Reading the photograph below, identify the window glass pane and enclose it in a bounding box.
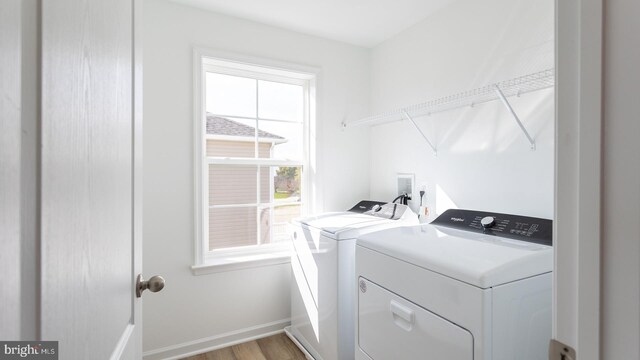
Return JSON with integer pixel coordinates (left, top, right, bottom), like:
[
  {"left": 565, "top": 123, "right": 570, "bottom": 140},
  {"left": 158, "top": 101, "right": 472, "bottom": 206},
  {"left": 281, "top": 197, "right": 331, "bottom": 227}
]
[
  {"left": 209, "top": 165, "right": 257, "bottom": 205},
  {"left": 206, "top": 72, "right": 256, "bottom": 118},
  {"left": 259, "top": 166, "right": 302, "bottom": 244},
  {"left": 258, "top": 80, "right": 303, "bottom": 122},
  {"left": 272, "top": 204, "right": 302, "bottom": 243},
  {"left": 203, "top": 65, "right": 309, "bottom": 254},
  {"left": 259, "top": 165, "right": 302, "bottom": 205},
  {"left": 206, "top": 116, "right": 258, "bottom": 158},
  {"left": 258, "top": 120, "right": 303, "bottom": 160},
  {"left": 272, "top": 166, "right": 302, "bottom": 204},
  {"left": 209, "top": 207, "right": 256, "bottom": 250}
]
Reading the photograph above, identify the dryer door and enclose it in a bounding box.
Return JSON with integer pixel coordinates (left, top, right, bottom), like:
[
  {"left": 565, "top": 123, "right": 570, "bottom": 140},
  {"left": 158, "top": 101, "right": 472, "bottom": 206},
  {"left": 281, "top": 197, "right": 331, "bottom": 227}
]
[{"left": 358, "top": 278, "right": 473, "bottom": 360}]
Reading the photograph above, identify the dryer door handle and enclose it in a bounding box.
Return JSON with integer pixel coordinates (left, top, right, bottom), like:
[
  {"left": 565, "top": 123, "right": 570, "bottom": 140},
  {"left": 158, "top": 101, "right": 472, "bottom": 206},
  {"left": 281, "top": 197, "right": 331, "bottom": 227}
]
[{"left": 390, "top": 300, "right": 414, "bottom": 331}]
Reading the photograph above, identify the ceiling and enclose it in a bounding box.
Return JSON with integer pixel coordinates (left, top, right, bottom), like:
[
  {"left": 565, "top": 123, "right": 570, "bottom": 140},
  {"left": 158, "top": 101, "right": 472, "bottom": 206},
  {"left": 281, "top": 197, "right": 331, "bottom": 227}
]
[{"left": 169, "top": 0, "right": 456, "bottom": 48}]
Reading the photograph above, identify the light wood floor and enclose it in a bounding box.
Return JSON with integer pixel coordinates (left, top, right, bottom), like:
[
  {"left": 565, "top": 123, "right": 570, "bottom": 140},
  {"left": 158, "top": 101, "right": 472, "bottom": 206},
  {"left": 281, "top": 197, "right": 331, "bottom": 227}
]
[{"left": 181, "top": 333, "right": 307, "bottom": 360}]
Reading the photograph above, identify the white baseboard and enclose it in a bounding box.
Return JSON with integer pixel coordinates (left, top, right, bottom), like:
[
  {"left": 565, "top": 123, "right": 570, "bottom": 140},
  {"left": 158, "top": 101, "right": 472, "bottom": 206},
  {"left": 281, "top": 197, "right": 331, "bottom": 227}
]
[{"left": 143, "top": 318, "right": 291, "bottom": 360}]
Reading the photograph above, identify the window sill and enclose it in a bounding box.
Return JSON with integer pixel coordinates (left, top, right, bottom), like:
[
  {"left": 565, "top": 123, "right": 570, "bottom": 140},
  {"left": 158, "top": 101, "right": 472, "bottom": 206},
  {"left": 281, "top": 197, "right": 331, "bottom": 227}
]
[{"left": 191, "top": 249, "right": 292, "bottom": 275}]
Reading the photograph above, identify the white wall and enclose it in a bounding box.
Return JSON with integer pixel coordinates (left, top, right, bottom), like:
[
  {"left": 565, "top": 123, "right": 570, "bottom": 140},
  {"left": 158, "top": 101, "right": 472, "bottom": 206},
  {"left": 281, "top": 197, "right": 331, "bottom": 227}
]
[
  {"left": 601, "top": 0, "right": 640, "bottom": 358},
  {"left": 142, "top": 0, "right": 371, "bottom": 356},
  {"left": 366, "top": 0, "right": 554, "bottom": 219}
]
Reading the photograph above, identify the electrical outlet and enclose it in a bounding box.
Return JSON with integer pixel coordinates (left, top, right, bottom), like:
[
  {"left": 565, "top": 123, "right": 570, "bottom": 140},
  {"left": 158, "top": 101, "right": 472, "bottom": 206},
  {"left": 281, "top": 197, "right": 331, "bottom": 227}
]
[{"left": 549, "top": 339, "right": 576, "bottom": 360}]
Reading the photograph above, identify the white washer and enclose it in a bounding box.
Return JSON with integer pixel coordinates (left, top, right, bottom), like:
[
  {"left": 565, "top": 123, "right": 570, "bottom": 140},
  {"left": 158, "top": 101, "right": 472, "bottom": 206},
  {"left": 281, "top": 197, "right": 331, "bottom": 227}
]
[
  {"left": 355, "top": 209, "right": 553, "bottom": 360},
  {"left": 287, "top": 201, "right": 418, "bottom": 360}
]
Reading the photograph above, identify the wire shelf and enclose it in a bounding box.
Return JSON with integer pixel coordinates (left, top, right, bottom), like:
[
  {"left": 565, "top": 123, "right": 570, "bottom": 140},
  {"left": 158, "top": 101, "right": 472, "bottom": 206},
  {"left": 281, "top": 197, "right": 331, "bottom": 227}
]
[{"left": 345, "top": 68, "right": 554, "bottom": 127}]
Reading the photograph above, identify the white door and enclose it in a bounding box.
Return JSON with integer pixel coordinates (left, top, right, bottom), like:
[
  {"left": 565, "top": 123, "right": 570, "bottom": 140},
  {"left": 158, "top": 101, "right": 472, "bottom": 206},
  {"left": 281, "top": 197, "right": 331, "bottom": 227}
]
[{"left": 39, "top": 0, "right": 147, "bottom": 359}]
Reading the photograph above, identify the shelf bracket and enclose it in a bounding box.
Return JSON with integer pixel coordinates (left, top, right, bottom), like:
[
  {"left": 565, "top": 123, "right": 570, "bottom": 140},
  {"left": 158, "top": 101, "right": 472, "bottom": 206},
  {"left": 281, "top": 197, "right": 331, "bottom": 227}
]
[
  {"left": 494, "top": 85, "right": 536, "bottom": 150},
  {"left": 402, "top": 110, "right": 437, "bottom": 156}
]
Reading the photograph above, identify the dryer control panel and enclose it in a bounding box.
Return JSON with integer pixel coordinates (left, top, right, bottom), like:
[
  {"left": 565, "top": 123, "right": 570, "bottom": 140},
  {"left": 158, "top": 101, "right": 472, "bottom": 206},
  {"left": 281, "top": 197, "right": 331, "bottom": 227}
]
[{"left": 430, "top": 209, "right": 552, "bottom": 246}]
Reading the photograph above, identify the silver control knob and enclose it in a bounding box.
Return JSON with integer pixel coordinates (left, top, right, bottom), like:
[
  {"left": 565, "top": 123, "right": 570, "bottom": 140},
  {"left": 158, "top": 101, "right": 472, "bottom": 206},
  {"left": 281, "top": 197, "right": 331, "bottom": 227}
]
[{"left": 480, "top": 216, "right": 496, "bottom": 229}]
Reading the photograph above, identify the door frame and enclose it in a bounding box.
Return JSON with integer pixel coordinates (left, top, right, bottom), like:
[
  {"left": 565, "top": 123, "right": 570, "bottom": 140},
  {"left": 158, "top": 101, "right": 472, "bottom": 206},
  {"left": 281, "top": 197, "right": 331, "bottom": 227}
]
[
  {"left": 0, "top": 0, "right": 25, "bottom": 340},
  {"left": 554, "top": 0, "right": 602, "bottom": 358}
]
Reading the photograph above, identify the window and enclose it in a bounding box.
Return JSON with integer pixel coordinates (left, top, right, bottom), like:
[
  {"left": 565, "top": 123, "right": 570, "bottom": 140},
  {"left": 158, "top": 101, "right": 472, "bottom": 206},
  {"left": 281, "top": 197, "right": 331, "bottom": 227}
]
[{"left": 193, "top": 52, "right": 315, "bottom": 272}]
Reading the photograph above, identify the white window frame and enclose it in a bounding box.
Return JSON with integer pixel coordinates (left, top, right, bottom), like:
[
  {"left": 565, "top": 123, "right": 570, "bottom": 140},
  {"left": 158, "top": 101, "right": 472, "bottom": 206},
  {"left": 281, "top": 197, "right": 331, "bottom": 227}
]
[{"left": 191, "top": 48, "right": 318, "bottom": 274}]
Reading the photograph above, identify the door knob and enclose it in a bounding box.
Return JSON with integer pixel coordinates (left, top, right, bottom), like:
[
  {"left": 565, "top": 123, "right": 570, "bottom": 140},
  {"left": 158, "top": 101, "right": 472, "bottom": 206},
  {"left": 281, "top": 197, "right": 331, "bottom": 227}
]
[{"left": 136, "top": 274, "right": 165, "bottom": 298}]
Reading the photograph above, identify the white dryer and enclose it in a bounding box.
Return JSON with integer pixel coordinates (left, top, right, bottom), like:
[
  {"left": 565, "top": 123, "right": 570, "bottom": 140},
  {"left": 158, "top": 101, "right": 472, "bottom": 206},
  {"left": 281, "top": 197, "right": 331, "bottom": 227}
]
[
  {"left": 355, "top": 209, "right": 553, "bottom": 360},
  {"left": 287, "top": 201, "right": 418, "bottom": 360}
]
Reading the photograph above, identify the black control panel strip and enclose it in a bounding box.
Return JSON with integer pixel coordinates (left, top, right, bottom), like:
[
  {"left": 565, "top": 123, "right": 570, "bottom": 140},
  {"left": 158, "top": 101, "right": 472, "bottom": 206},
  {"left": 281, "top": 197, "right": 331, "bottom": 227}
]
[{"left": 430, "top": 209, "right": 552, "bottom": 246}]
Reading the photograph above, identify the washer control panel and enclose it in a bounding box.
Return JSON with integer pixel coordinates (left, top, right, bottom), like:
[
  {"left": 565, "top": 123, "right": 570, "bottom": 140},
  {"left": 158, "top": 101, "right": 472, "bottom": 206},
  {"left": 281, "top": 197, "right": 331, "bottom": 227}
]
[
  {"left": 430, "top": 209, "right": 552, "bottom": 246},
  {"left": 363, "top": 202, "right": 410, "bottom": 220},
  {"left": 348, "top": 200, "right": 413, "bottom": 220},
  {"left": 349, "top": 200, "right": 388, "bottom": 213}
]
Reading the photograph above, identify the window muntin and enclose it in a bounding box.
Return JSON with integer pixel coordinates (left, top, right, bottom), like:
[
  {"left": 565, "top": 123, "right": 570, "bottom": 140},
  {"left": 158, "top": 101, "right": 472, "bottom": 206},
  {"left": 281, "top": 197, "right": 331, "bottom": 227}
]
[{"left": 201, "top": 61, "right": 309, "bottom": 256}]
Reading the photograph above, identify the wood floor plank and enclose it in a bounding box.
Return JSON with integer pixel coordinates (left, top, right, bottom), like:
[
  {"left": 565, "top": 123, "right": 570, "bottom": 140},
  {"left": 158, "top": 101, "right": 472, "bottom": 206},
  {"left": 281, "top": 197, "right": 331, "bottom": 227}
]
[
  {"left": 181, "top": 333, "right": 305, "bottom": 360},
  {"left": 279, "top": 334, "right": 307, "bottom": 360},
  {"left": 257, "top": 333, "right": 306, "bottom": 360},
  {"left": 181, "top": 354, "right": 208, "bottom": 360},
  {"left": 231, "top": 340, "right": 267, "bottom": 360},
  {"left": 180, "top": 346, "right": 236, "bottom": 360},
  {"left": 204, "top": 346, "right": 236, "bottom": 360}
]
